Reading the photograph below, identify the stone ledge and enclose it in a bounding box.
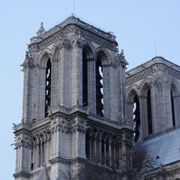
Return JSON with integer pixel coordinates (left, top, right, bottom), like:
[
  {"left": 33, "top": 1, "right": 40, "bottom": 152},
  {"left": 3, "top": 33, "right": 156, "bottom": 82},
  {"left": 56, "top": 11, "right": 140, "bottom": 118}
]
[
  {"left": 14, "top": 171, "right": 31, "bottom": 178},
  {"left": 49, "top": 156, "right": 87, "bottom": 165}
]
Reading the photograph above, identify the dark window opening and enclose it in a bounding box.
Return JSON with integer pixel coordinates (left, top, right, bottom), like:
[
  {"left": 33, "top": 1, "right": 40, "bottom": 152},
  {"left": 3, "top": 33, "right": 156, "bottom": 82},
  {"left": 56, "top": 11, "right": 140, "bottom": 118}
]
[
  {"left": 86, "top": 132, "right": 90, "bottom": 159},
  {"left": 31, "top": 163, "right": 34, "bottom": 171},
  {"left": 171, "top": 90, "right": 175, "bottom": 126},
  {"left": 102, "top": 138, "right": 105, "bottom": 164},
  {"left": 82, "top": 50, "right": 88, "bottom": 106},
  {"left": 96, "top": 57, "right": 104, "bottom": 117},
  {"left": 45, "top": 59, "right": 51, "bottom": 117},
  {"left": 133, "top": 95, "right": 140, "bottom": 142},
  {"left": 106, "top": 140, "right": 109, "bottom": 166},
  {"left": 147, "top": 89, "right": 153, "bottom": 134}
]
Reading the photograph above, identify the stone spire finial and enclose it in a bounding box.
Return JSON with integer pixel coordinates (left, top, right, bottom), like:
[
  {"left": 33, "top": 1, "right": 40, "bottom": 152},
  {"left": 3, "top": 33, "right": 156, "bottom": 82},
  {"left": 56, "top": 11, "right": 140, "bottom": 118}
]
[
  {"left": 120, "top": 49, "right": 124, "bottom": 58},
  {"left": 36, "top": 22, "right": 45, "bottom": 36}
]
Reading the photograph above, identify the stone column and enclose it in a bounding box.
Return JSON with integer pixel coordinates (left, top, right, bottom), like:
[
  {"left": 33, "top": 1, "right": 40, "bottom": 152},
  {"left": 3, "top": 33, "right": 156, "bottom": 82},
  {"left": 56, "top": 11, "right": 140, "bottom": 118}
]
[
  {"left": 108, "top": 138, "right": 112, "bottom": 167},
  {"left": 103, "top": 137, "right": 107, "bottom": 166},
  {"left": 98, "top": 133, "right": 102, "bottom": 164},
  {"left": 139, "top": 96, "right": 148, "bottom": 138},
  {"left": 113, "top": 141, "right": 116, "bottom": 169},
  {"left": 88, "top": 59, "right": 96, "bottom": 113},
  {"left": 126, "top": 102, "right": 133, "bottom": 124},
  {"left": 89, "top": 132, "right": 92, "bottom": 160},
  {"left": 34, "top": 142, "right": 37, "bottom": 169},
  {"left": 94, "top": 133, "right": 97, "bottom": 160},
  {"left": 174, "top": 96, "right": 180, "bottom": 125}
]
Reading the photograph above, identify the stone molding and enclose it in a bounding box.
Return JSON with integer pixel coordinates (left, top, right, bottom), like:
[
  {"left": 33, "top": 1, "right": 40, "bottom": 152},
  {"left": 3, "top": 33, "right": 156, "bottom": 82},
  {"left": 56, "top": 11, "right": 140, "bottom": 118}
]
[
  {"left": 29, "top": 24, "right": 117, "bottom": 53},
  {"left": 14, "top": 171, "right": 31, "bottom": 178},
  {"left": 126, "top": 63, "right": 180, "bottom": 86},
  {"left": 15, "top": 135, "right": 32, "bottom": 148},
  {"left": 49, "top": 156, "right": 87, "bottom": 165},
  {"left": 49, "top": 116, "right": 87, "bottom": 134},
  {"left": 32, "top": 128, "right": 51, "bottom": 146}
]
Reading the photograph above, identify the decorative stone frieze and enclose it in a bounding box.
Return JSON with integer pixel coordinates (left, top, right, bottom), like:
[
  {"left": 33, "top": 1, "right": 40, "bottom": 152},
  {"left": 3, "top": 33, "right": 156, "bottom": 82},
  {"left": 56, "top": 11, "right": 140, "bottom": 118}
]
[
  {"left": 29, "top": 18, "right": 117, "bottom": 53},
  {"left": 15, "top": 135, "right": 32, "bottom": 149}
]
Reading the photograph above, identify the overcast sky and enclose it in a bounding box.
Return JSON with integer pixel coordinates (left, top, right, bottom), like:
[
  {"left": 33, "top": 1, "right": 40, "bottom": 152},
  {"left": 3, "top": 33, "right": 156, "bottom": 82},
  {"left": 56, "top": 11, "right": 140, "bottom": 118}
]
[{"left": 0, "top": 0, "right": 180, "bottom": 179}]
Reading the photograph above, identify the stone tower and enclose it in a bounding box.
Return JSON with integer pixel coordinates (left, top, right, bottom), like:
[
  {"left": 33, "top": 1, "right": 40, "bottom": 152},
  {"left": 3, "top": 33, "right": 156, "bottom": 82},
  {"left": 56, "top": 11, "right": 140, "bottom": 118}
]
[
  {"left": 13, "top": 16, "right": 133, "bottom": 180},
  {"left": 126, "top": 57, "right": 180, "bottom": 140}
]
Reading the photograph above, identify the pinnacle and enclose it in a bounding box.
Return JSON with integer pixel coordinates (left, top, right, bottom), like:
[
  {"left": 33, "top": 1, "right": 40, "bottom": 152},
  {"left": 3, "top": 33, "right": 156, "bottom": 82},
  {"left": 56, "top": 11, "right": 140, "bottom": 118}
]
[{"left": 36, "top": 22, "right": 45, "bottom": 36}]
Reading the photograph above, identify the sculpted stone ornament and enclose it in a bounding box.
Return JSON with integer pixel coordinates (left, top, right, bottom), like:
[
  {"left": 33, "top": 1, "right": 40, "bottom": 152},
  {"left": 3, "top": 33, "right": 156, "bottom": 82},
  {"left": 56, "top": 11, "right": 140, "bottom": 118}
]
[
  {"left": 37, "top": 22, "right": 45, "bottom": 36},
  {"left": 14, "top": 16, "right": 134, "bottom": 180},
  {"left": 113, "top": 49, "right": 128, "bottom": 68},
  {"left": 21, "top": 51, "right": 34, "bottom": 69}
]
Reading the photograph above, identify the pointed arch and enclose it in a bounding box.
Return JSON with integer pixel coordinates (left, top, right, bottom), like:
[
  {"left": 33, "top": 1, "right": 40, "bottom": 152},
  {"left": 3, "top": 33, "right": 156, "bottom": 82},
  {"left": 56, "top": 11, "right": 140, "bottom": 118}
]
[
  {"left": 127, "top": 88, "right": 140, "bottom": 142},
  {"left": 81, "top": 39, "right": 96, "bottom": 59},
  {"left": 95, "top": 47, "right": 111, "bottom": 65},
  {"left": 52, "top": 46, "right": 61, "bottom": 62},
  {"left": 39, "top": 50, "right": 52, "bottom": 68},
  {"left": 170, "top": 79, "right": 180, "bottom": 127},
  {"left": 82, "top": 45, "right": 93, "bottom": 106},
  {"left": 140, "top": 81, "right": 153, "bottom": 135},
  {"left": 127, "top": 87, "right": 140, "bottom": 103}
]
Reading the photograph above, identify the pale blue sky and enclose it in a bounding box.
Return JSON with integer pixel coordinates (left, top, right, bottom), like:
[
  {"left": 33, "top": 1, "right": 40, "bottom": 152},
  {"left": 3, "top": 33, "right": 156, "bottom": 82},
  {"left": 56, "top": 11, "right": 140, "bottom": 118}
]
[{"left": 0, "top": 0, "right": 180, "bottom": 179}]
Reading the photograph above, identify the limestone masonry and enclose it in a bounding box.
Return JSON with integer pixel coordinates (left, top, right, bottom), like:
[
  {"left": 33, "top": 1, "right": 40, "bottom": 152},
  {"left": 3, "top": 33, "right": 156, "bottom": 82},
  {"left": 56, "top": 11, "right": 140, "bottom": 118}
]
[{"left": 13, "top": 16, "right": 180, "bottom": 180}]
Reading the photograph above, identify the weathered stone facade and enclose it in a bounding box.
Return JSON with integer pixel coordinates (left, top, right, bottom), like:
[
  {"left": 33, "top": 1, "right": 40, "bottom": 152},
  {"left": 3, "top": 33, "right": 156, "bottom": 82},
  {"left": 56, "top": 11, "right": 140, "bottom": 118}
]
[
  {"left": 126, "top": 57, "right": 180, "bottom": 139},
  {"left": 14, "top": 16, "right": 180, "bottom": 180},
  {"left": 126, "top": 57, "right": 180, "bottom": 179},
  {"left": 13, "top": 16, "right": 133, "bottom": 180}
]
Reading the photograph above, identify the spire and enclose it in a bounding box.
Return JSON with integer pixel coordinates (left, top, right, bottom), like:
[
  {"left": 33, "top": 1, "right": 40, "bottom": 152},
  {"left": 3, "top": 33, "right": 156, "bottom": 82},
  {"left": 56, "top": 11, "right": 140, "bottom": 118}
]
[
  {"left": 36, "top": 22, "right": 45, "bottom": 36},
  {"left": 120, "top": 49, "right": 124, "bottom": 58}
]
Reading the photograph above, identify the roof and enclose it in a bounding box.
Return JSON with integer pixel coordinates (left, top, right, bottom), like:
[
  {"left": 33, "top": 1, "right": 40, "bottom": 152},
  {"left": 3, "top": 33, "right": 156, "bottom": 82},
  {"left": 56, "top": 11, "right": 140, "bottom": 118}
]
[
  {"left": 126, "top": 56, "right": 180, "bottom": 78},
  {"left": 142, "top": 127, "right": 180, "bottom": 168},
  {"left": 30, "top": 16, "right": 117, "bottom": 45}
]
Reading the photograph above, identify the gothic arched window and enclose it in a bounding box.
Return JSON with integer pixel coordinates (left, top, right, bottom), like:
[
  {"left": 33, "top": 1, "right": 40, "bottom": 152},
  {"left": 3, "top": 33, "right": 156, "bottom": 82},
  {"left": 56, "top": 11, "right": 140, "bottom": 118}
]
[
  {"left": 171, "top": 89, "right": 175, "bottom": 126},
  {"left": 133, "top": 95, "right": 140, "bottom": 142},
  {"left": 96, "top": 56, "right": 104, "bottom": 117},
  {"left": 82, "top": 49, "right": 88, "bottom": 106},
  {"left": 45, "top": 59, "right": 51, "bottom": 117},
  {"left": 147, "top": 89, "right": 152, "bottom": 134}
]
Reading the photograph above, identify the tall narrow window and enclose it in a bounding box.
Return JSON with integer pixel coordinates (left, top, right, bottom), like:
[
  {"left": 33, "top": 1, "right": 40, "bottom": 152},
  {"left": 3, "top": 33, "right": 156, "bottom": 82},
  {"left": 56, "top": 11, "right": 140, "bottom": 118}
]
[
  {"left": 171, "top": 90, "right": 175, "bottom": 126},
  {"left": 147, "top": 89, "right": 152, "bottom": 134},
  {"left": 82, "top": 50, "right": 88, "bottom": 106},
  {"left": 133, "top": 95, "right": 140, "bottom": 142},
  {"left": 45, "top": 59, "right": 51, "bottom": 117},
  {"left": 96, "top": 57, "right": 104, "bottom": 117},
  {"left": 85, "top": 132, "right": 90, "bottom": 159}
]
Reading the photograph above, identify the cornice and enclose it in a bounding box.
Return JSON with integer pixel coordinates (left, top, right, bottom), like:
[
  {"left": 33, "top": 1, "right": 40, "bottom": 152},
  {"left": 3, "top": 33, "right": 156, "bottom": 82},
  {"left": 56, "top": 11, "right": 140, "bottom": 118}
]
[
  {"left": 28, "top": 23, "right": 117, "bottom": 53},
  {"left": 49, "top": 156, "right": 87, "bottom": 165},
  {"left": 14, "top": 171, "right": 31, "bottom": 178},
  {"left": 126, "top": 63, "right": 180, "bottom": 86}
]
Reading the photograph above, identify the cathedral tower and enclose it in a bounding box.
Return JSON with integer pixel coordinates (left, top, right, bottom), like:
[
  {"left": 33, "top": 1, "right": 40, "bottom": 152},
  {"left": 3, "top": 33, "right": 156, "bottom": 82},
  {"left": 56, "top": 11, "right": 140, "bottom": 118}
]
[{"left": 13, "top": 16, "right": 133, "bottom": 180}]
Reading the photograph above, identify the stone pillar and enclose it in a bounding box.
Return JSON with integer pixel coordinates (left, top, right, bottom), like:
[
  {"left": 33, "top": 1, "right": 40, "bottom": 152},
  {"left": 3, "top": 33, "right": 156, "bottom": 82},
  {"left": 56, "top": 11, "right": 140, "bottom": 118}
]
[
  {"left": 174, "top": 96, "right": 180, "bottom": 125},
  {"left": 103, "top": 137, "right": 107, "bottom": 166},
  {"left": 51, "top": 58, "right": 59, "bottom": 108},
  {"left": 94, "top": 133, "right": 97, "bottom": 160},
  {"left": 71, "top": 38, "right": 82, "bottom": 107},
  {"left": 98, "top": 133, "right": 102, "bottom": 164},
  {"left": 108, "top": 138, "right": 112, "bottom": 167},
  {"left": 139, "top": 96, "right": 148, "bottom": 138},
  {"left": 59, "top": 38, "right": 72, "bottom": 107},
  {"left": 126, "top": 102, "right": 133, "bottom": 125},
  {"left": 21, "top": 53, "right": 35, "bottom": 124},
  {"left": 103, "top": 65, "right": 110, "bottom": 119},
  {"left": 34, "top": 142, "right": 37, "bottom": 169},
  {"left": 14, "top": 133, "right": 31, "bottom": 180},
  {"left": 88, "top": 59, "right": 96, "bottom": 113}
]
